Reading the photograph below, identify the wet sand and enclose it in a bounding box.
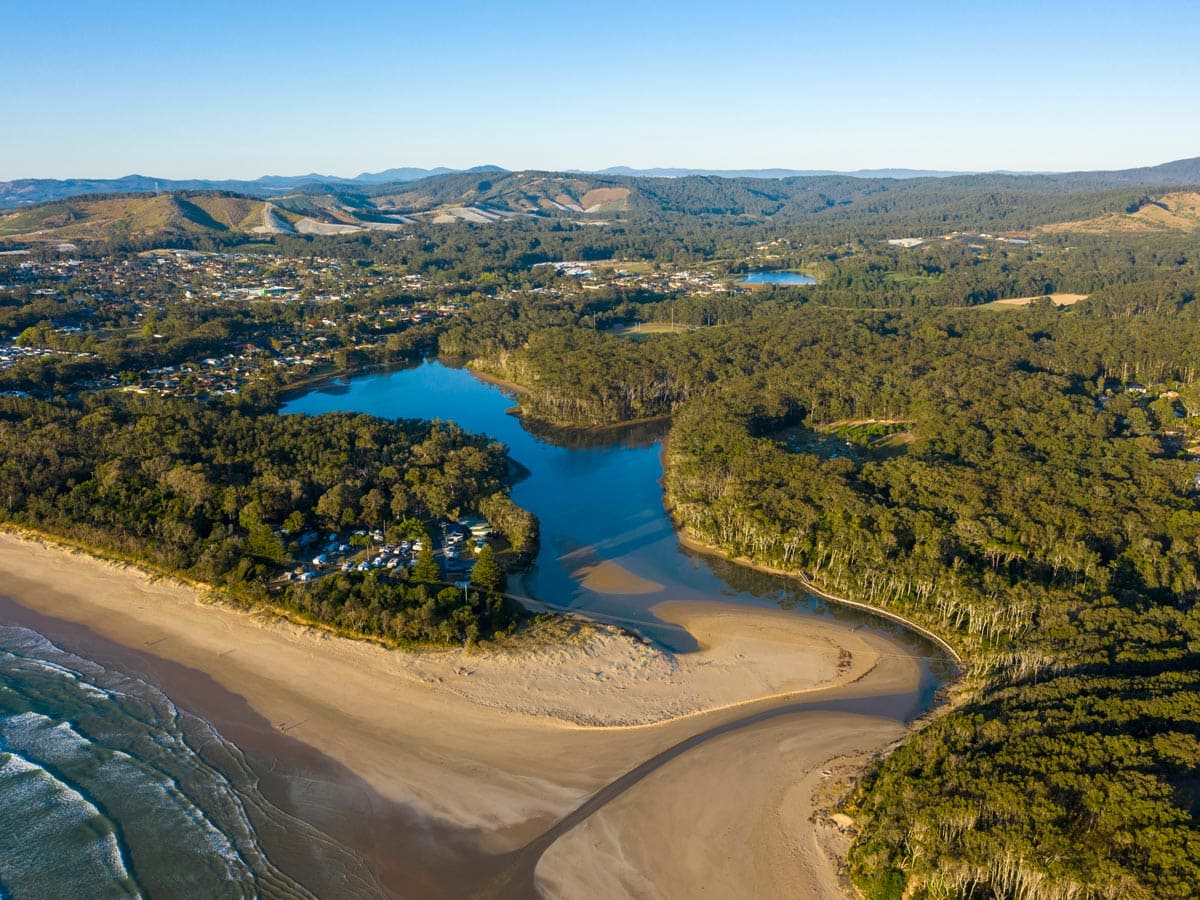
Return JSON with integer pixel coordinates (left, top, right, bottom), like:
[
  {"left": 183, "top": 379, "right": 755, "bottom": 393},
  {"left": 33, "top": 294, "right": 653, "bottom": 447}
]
[
  {"left": 0, "top": 531, "right": 929, "bottom": 898},
  {"left": 558, "top": 544, "right": 665, "bottom": 596},
  {"left": 535, "top": 713, "right": 904, "bottom": 899},
  {"left": 0, "top": 595, "right": 436, "bottom": 898},
  {"left": 675, "top": 531, "right": 962, "bottom": 665}
]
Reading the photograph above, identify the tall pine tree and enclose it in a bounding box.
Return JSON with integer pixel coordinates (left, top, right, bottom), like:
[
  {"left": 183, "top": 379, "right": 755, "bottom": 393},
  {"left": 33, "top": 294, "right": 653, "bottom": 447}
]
[
  {"left": 471, "top": 543, "right": 503, "bottom": 591},
  {"left": 413, "top": 537, "right": 440, "bottom": 584}
]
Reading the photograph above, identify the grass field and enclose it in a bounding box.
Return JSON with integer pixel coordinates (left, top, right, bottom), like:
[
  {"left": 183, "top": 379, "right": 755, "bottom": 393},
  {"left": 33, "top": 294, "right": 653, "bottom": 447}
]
[
  {"left": 580, "top": 187, "right": 631, "bottom": 213},
  {"left": 609, "top": 322, "right": 695, "bottom": 337}
]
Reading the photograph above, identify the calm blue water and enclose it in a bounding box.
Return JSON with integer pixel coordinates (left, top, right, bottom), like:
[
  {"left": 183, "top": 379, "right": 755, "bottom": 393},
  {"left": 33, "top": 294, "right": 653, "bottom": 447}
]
[
  {"left": 0, "top": 624, "right": 370, "bottom": 899},
  {"left": 0, "top": 358, "right": 948, "bottom": 897},
  {"left": 739, "top": 270, "right": 816, "bottom": 285},
  {"left": 282, "top": 361, "right": 949, "bottom": 685}
]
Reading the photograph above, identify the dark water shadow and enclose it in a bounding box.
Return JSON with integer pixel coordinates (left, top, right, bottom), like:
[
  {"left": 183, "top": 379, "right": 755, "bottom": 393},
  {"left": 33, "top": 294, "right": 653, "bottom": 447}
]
[{"left": 518, "top": 415, "right": 671, "bottom": 452}]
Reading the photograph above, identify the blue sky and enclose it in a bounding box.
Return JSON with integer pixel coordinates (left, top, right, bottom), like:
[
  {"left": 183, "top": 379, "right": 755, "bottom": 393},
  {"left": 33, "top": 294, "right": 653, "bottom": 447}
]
[{"left": 4, "top": 0, "right": 1199, "bottom": 178}]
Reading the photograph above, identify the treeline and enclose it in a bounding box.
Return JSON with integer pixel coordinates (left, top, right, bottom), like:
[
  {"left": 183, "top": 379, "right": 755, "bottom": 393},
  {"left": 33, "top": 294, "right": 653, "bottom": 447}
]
[
  {"left": 650, "top": 307, "right": 1200, "bottom": 896},
  {"left": 416, "top": 225, "right": 1200, "bottom": 430},
  {"left": 279, "top": 572, "right": 517, "bottom": 646},
  {"left": 664, "top": 312, "right": 1200, "bottom": 631},
  {"left": 849, "top": 642, "right": 1200, "bottom": 899},
  {"left": 444, "top": 285, "right": 1200, "bottom": 893},
  {"left": 341, "top": 168, "right": 1167, "bottom": 233},
  {"left": 457, "top": 299, "right": 1200, "bottom": 430},
  {"left": 0, "top": 393, "right": 527, "bottom": 644},
  {"left": 790, "top": 231, "right": 1200, "bottom": 310}
]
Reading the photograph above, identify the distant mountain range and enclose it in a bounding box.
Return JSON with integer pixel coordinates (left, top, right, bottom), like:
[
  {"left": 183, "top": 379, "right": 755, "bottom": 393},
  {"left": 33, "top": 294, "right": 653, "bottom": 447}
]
[
  {"left": 0, "top": 166, "right": 509, "bottom": 209},
  {"left": 5, "top": 156, "right": 1198, "bottom": 211},
  {"left": 584, "top": 166, "right": 980, "bottom": 179},
  {"left": 3, "top": 157, "right": 1200, "bottom": 243}
]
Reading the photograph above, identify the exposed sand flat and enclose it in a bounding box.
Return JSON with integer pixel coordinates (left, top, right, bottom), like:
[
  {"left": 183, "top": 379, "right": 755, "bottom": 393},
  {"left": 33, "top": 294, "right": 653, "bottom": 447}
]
[
  {"left": 983, "top": 292, "right": 1089, "bottom": 308},
  {"left": 559, "top": 546, "right": 665, "bottom": 596},
  {"left": 0, "top": 531, "right": 927, "bottom": 896},
  {"left": 535, "top": 713, "right": 904, "bottom": 900},
  {"left": 579, "top": 561, "right": 661, "bottom": 596},
  {"left": 399, "top": 601, "right": 879, "bottom": 726}
]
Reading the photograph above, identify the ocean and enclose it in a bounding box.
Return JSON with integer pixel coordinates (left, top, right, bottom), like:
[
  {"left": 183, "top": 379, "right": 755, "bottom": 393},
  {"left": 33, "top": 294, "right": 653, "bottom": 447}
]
[{"left": 0, "top": 624, "right": 368, "bottom": 898}]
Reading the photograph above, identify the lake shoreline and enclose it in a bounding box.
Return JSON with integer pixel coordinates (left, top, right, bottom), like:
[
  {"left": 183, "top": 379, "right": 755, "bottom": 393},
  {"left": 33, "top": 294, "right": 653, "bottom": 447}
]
[
  {"left": 673, "top": 529, "right": 963, "bottom": 667},
  {"left": 468, "top": 363, "right": 675, "bottom": 435},
  {"left": 661, "top": 430, "right": 959, "bottom": 668},
  {"left": 279, "top": 356, "right": 673, "bottom": 436},
  {"left": 737, "top": 269, "right": 817, "bottom": 287},
  {"left": 463, "top": 364, "right": 531, "bottom": 396}
]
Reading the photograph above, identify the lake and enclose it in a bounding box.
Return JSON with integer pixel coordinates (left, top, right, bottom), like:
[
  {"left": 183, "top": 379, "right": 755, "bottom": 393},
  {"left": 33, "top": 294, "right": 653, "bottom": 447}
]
[{"left": 739, "top": 270, "right": 816, "bottom": 286}]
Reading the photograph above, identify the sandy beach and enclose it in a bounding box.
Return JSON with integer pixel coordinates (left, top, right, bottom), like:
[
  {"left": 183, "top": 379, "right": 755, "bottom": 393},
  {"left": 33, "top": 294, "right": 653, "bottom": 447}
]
[
  {"left": 0, "top": 531, "right": 927, "bottom": 898},
  {"left": 535, "top": 714, "right": 904, "bottom": 899}
]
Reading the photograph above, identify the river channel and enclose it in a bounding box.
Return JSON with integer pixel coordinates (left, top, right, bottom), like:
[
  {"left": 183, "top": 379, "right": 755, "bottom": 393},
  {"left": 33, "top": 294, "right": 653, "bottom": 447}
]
[{"left": 282, "top": 360, "right": 951, "bottom": 712}]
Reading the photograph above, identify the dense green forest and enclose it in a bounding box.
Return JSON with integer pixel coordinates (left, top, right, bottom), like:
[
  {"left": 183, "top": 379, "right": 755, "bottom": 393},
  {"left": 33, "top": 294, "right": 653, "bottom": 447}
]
[
  {"left": 433, "top": 247, "right": 1200, "bottom": 427},
  {"left": 426, "top": 232, "right": 1200, "bottom": 893},
  {"left": 653, "top": 308, "right": 1200, "bottom": 895},
  {"left": 5, "top": 169, "right": 1200, "bottom": 897},
  {"left": 0, "top": 393, "right": 525, "bottom": 644}
]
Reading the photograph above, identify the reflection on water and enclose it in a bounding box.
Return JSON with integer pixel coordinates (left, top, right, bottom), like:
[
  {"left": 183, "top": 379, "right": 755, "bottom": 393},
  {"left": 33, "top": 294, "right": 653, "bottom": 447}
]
[
  {"left": 282, "top": 360, "right": 952, "bottom": 703},
  {"left": 519, "top": 415, "right": 671, "bottom": 451}
]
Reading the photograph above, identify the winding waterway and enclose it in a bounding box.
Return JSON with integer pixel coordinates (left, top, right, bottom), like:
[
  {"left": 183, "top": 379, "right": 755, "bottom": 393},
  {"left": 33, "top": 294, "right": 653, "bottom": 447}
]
[
  {"left": 0, "top": 358, "right": 954, "bottom": 898},
  {"left": 281, "top": 360, "right": 950, "bottom": 705}
]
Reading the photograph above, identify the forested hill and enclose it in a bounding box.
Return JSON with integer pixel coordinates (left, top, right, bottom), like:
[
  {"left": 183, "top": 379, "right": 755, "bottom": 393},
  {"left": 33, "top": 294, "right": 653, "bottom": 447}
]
[
  {"left": 0, "top": 179, "right": 1183, "bottom": 246},
  {"left": 362, "top": 165, "right": 1200, "bottom": 227},
  {"left": 5, "top": 155, "right": 1200, "bottom": 210},
  {"left": 431, "top": 223, "right": 1200, "bottom": 895},
  {"left": 5, "top": 157, "right": 1200, "bottom": 242},
  {"left": 0, "top": 166, "right": 506, "bottom": 209}
]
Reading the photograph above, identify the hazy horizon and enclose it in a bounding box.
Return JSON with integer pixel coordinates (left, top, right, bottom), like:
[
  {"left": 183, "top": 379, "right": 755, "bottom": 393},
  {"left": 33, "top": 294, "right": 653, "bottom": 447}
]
[{"left": 4, "top": 156, "right": 1197, "bottom": 184}]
